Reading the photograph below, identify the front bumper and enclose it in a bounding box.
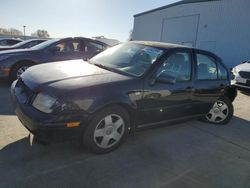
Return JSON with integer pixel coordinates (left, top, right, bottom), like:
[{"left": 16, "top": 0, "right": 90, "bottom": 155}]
[
  {"left": 231, "top": 75, "right": 250, "bottom": 89},
  {"left": 11, "top": 80, "right": 87, "bottom": 142}
]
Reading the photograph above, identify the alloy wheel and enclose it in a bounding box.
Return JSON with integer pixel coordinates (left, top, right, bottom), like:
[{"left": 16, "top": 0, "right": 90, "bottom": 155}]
[
  {"left": 206, "top": 100, "right": 229, "bottom": 123},
  {"left": 16, "top": 66, "right": 29, "bottom": 78},
  {"left": 94, "top": 114, "right": 125, "bottom": 149}
]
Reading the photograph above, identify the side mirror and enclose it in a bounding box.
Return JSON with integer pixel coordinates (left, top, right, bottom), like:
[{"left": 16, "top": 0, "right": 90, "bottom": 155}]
[
  {"left": 49, "top": 46, "right": 60, "bottom": 53},
  {"left": 153, "top": 72, "right": 176, "bottom": 85}
]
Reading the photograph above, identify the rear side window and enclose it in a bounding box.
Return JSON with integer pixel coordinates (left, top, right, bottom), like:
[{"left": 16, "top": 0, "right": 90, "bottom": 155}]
[
  {"left": 196, "top": 54, "right": 217, "bottom": 80},
  {"left": 218, "top": 63, "right": 228, "bottom": 80},
  {"left": 7, "top": 39, "right": 19, "bottom": 45},
  {"left": 85, "top": 41, "right": 104, "bottom": 53},
  {"left": 0, "top": 40, "right": 7, "bottom": 45}
]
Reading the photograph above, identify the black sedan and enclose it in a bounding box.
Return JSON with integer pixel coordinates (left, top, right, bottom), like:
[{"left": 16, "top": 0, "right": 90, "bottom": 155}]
[
  {"left": 0, "top": 39, "right": 47, "bottom": 51},
  {"left": 0, "top": 37, "right": 109, "bottom": 81},
  {"left": 11, "top": 41, "right": 237, "bottom": 153}
]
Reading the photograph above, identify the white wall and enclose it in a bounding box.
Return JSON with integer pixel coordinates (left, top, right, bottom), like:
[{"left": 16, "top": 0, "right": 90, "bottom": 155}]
[{"left": 132, "top": 0, "right": 250, "bottom": 68}]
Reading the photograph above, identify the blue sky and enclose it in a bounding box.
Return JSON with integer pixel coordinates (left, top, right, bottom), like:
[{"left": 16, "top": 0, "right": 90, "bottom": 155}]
[{"left": 1, "top": 0, "right": 179, "bottom": 41}]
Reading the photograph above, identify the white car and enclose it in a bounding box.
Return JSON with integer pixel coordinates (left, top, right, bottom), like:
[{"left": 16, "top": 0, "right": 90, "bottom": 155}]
[{"left": 231, "top": 61, "right": 250, "bottom": 89}]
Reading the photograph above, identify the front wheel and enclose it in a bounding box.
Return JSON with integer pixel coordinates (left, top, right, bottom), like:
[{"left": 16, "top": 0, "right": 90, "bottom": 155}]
[
  {"left": 82, "top": 105, "right": 130, "bottom": 154},
  {"left": 205, "top": 97, "right": 234, "bottom": 125},
  {"left": 10, "top": 62, "right": 33, "bottom": 81}
]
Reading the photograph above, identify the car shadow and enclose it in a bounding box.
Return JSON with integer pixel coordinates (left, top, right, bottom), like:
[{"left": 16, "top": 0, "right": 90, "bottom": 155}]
[
  {"left": 0, "top": 80, "right": 15, "bottom": 115},
  {"left": 240, "top": 90, "right": 250, "bottom": 96},
  {"left": 1, "top": 116, "right": 250, "bottom": 188}
]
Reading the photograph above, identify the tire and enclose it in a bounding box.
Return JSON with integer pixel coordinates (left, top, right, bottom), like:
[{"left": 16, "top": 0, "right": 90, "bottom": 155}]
[
  {"left": 82, "top": 105, "right": 130, "bottom": 154},
  {"left": 202, "top": 97, "right": 234, "bottom": 125},
  {"left": 10, "top": 62, "right": 33, "bottom": 81}
]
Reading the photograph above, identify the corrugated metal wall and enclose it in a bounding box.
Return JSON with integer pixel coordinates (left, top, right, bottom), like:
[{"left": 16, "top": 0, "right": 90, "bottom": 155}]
[{"left": 132, "top": 0, "right": 250, "bottom": 68}]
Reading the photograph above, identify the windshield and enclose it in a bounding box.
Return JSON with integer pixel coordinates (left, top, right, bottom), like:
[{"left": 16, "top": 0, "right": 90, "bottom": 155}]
[
  {"left": 90, "top": 43, "right": 164, "bottom": 77},
  {"left": 31, "top": 39, "right": 59, "bottom": 50}
]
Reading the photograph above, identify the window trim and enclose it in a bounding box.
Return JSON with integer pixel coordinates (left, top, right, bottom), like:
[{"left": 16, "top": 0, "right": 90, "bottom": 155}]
[{"left": 217, "top": 61, "right": 228, "bottom": 80}]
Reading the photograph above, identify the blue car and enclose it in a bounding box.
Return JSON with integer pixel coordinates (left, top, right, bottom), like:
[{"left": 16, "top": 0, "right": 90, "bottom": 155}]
[{"left": 0, "top": 37, "right": 109, "bottom": 81}]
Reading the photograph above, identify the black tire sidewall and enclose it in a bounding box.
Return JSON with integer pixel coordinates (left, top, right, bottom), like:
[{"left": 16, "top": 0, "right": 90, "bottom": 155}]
[{"left": 82, "top": 105, "right": 130, "bottom": 154}]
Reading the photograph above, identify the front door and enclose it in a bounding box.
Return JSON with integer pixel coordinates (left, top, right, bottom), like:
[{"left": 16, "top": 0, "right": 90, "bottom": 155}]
[
  {"left": 45, "top": 40, "right": 77, "bottom": 62},
  {"left": 137, "top": 50, "right": 194, "bottom": 127}
]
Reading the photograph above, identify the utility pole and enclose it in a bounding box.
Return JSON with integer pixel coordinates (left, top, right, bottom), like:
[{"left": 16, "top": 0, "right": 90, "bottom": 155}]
[{"left": 23, "top": 25, "right": 26, "bottom": 40}]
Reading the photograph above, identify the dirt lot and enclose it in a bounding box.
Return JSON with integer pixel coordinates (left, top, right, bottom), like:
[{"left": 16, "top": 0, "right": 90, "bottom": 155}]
[{"left": 0, "top": 80, "right": 250, "bottom": 188}]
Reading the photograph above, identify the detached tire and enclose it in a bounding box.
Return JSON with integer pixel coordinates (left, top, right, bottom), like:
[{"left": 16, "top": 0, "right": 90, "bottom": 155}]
[
  {"left": 203, "top": 97, "right": 234, "bottom": 125},
  {"left": 10, "top": 62, "right": 33, "bottom": 81},
  {"left": 82, "top": 105, "right": 130, "bottom": 154}
]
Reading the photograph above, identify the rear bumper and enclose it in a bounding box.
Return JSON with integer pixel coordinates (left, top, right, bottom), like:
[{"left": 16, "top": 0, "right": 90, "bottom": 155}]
[{"left": 11, "top": 80, "right": 86, "bottom": 142}]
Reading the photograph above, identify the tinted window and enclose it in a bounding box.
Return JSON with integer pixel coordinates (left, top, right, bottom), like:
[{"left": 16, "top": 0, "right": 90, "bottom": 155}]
[
  {"left": 197, "top": 54, "right": 217, "bottom": 80},
  {"left": 85, "top": 41, "right": 104, "bottom": 53},
  {"left": 54, "top": 41, "right": 74, "bottom": 53},
  {"left": 0, "top": 40, "right": 7, "bottom": 45},
  {"left": 157, "top": 52, "right": 192, "bottom": 82},
  {"left": 218, "top": 63, "right": 228, "bottom": 79},
  {"left": 7, "top": 39, "right": 20, "bottom": 45}
]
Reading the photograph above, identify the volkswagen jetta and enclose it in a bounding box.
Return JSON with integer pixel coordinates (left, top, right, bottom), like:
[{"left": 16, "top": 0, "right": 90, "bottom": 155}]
[{"left": 11, "top": 41, "right": 237, "bottom": 153}]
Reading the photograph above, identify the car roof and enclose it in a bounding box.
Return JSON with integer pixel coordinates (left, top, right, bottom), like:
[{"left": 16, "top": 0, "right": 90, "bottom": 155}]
[
  {"left": 129, "top": 40, "right": 222, "bottom": 62},
  {"left": 130, "top": 41, "right": 191, "bottom": 49}
]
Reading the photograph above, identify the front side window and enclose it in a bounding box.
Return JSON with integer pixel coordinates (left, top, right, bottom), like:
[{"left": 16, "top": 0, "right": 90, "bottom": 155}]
[
  {"left": 90, "top": 43, "right": 164, "bottom": 77},
  {"left": 156, "top": 52, "right": 192, "bottom": 82},
  {"left": 197, "top": 54, "right": 217, "bottom": 80}
]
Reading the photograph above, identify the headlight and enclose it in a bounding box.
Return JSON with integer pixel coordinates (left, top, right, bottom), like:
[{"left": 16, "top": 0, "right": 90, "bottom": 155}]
[
  {"left": 232, "top": 67, "right": 238, "bottom": 75},
  {"left": 52, "top": 100, "right": 80, "bottom": 113},
  {"left": 0, "top": 55, "right": 10, "bottom": 61},
  {"left": 32, "top": 92, "right": 80, "bottom": 114},
  {"left": 32, "top": 93, "right": 57, "bottom": 113}
]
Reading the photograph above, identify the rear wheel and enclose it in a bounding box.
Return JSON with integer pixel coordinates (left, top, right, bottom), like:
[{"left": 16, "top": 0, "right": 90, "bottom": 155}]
[
  {"left": 82, "top": 105, "right": 130, "bottom": 154},
  {"left": 205, "top": 97, "right": 233, "bottom": 125},
  {"left": 10, "top": 62, "right": 33, "bottom": 81}
]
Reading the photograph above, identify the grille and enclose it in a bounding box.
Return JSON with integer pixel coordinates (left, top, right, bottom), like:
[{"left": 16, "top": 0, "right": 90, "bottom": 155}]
[
  {"left": 16, "top": 79, "right": 35, "bottom": 104},
  {"left": 239, "top": 71, "right": 250, "bottom": 79}
]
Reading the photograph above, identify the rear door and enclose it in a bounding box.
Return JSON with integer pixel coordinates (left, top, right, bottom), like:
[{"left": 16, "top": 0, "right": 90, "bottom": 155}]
[{"left": 192, "top": 50, "right": 229, "bottom": 115}]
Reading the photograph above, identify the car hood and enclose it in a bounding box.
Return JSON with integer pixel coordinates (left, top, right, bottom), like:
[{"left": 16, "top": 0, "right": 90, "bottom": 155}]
[
  {"left": 21, "top": 59, "right": 133, "bottom": 91},
  {"left": 235, "top": 62, "right": 250, "bottom": 72}
]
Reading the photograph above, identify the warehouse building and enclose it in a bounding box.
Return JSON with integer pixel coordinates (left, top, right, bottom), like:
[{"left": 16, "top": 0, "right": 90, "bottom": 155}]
[{"left": 132, "top": 0, "right": 250, "bottom": 68}]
